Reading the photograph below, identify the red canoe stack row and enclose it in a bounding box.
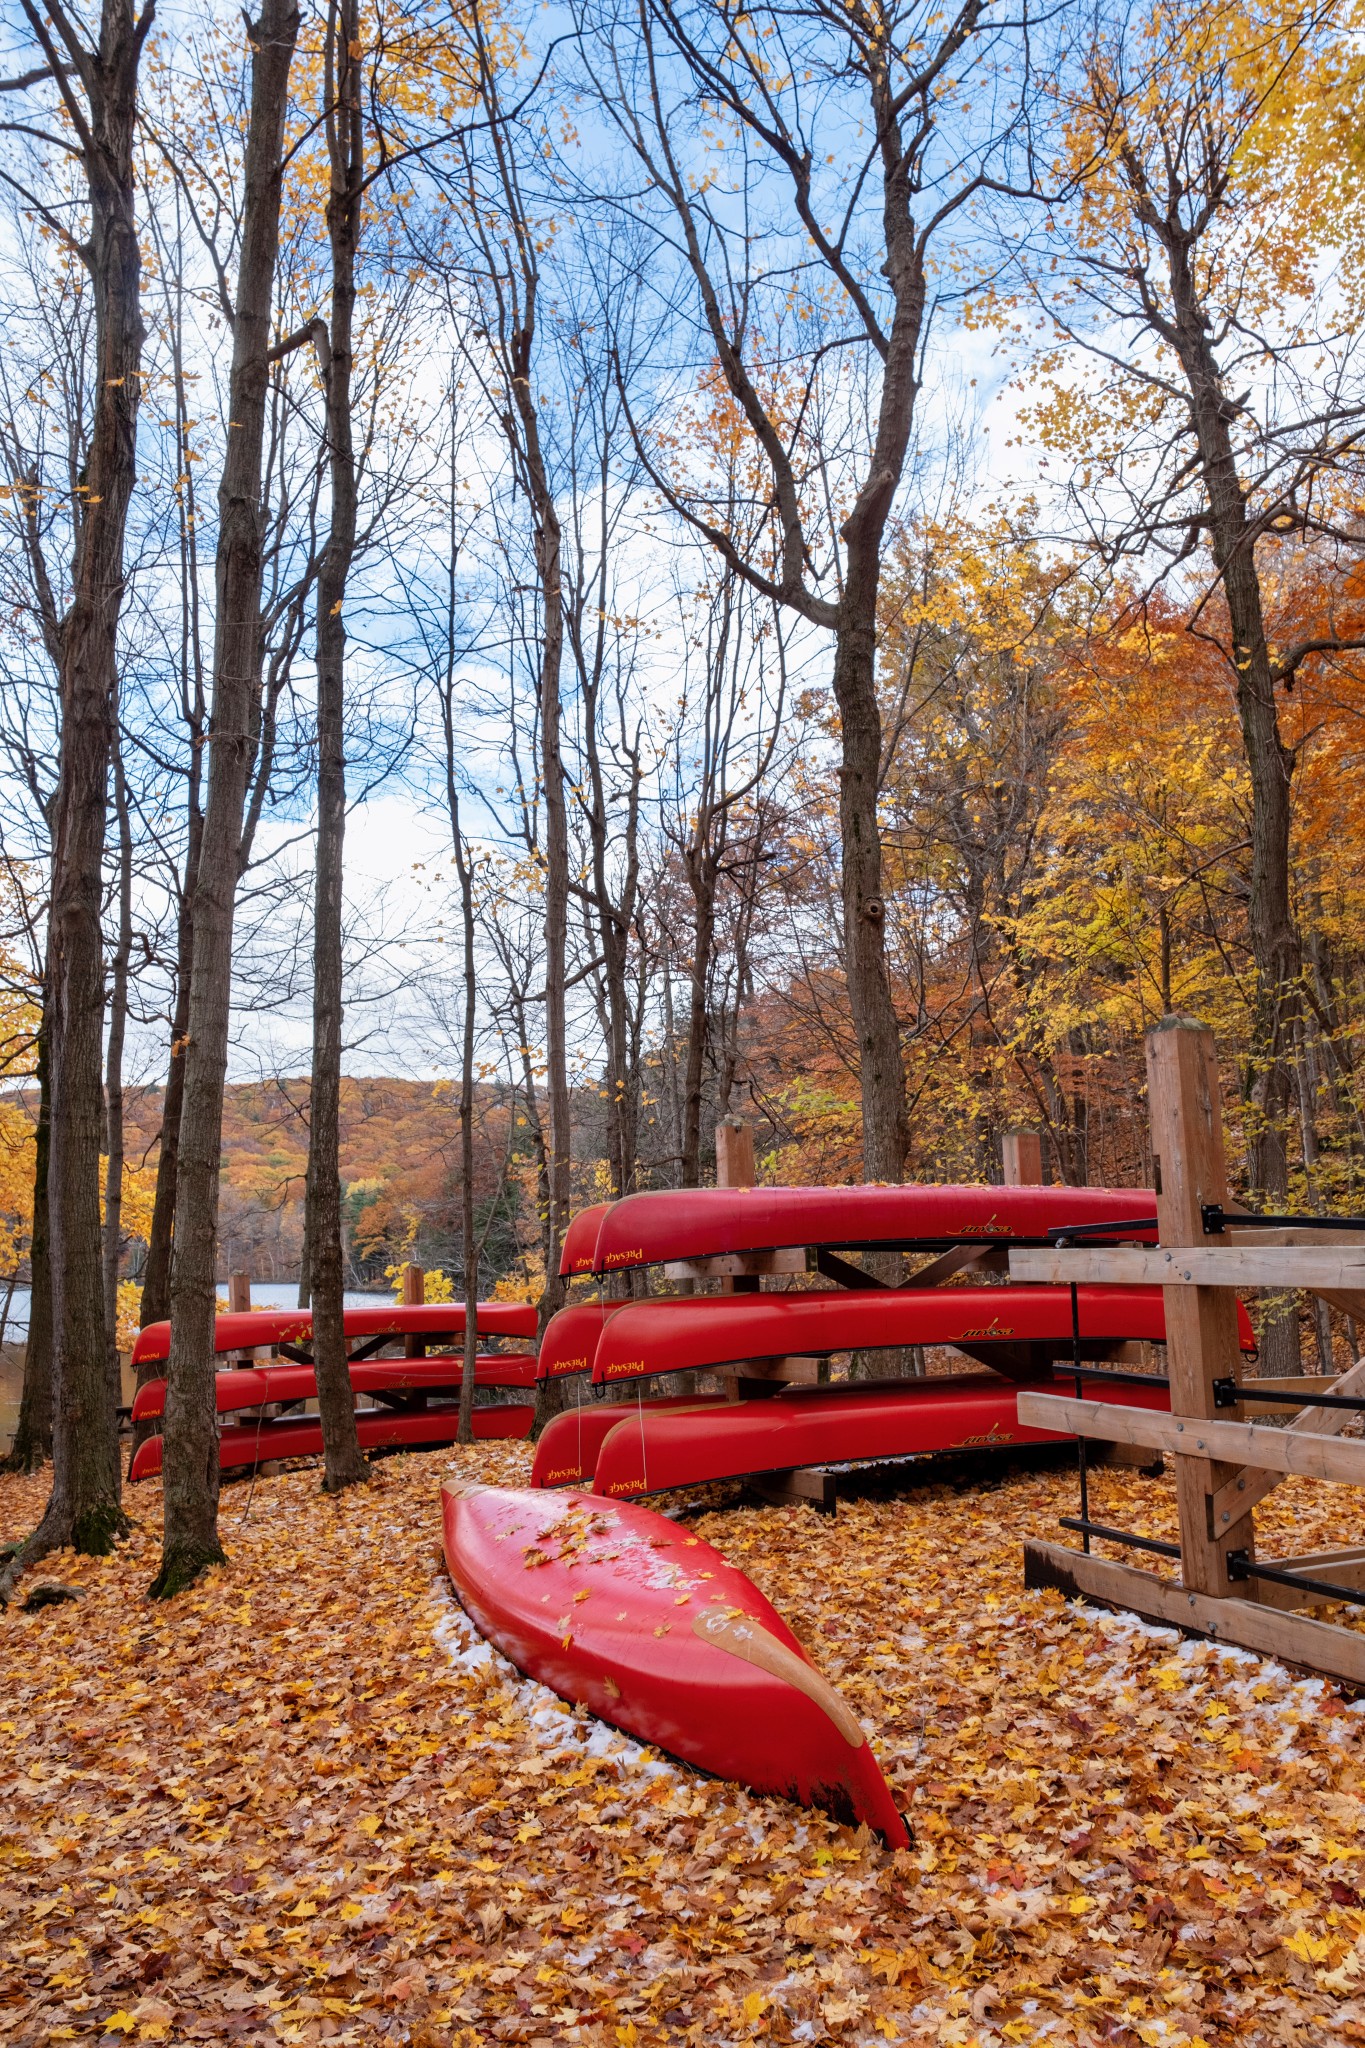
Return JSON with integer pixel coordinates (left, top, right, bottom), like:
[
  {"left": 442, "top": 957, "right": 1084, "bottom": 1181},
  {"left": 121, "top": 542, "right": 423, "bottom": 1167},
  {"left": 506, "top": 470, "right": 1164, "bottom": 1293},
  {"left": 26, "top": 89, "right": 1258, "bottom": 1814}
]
[{"left": 128, "top": 1300, "right": 539, "bottom": 1481}]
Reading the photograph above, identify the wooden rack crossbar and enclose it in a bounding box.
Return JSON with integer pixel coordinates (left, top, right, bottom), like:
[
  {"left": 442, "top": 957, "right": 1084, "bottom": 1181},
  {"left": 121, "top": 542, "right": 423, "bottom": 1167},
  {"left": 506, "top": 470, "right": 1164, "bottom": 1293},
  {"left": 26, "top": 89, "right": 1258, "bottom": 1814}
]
[{"left": 1020, "top": 1014, "right": 1365, "bottom": 1690}]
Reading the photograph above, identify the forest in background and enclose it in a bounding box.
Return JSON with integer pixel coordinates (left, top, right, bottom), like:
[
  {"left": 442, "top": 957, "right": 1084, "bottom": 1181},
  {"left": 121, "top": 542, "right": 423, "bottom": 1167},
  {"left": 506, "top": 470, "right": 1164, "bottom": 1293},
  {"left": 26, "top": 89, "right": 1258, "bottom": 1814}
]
[{"left": 1, "top": 0, "right": 1365, "bottom": 1588}]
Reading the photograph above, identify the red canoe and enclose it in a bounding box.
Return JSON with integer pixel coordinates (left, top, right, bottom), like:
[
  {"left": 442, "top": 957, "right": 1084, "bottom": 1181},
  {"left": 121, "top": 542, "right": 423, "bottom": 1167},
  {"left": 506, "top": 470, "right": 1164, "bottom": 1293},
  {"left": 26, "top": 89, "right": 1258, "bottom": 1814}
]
[
  {"left": 590, "top": 1372, "right": 1174, "bottom": 1499},
  {"left": 130, "top": 1299, "right": 539, "bottom": 1368},
  {"left": 587, "top": 1285, "right": 1255, "bottom": 1385},
  {"left": 579, "top": 1185, "right": 1158, "bottom": 1275},
  {"left": 130, "top": 1401, "right": 532, "bottom": 1481},
  {"left": 536, "top": 1299, "right": 629, "bottom": 1380},
  {"left": 441, "top": 1479, "right": 908, "bottom": 1844},
  {"left": 531, "top": 1394, "right": 731, "bottom": 1488},
  {"left": 132, "top": 1352, "right": 535, "bottom": 1423},
  {"left": 561, "top": 1204, "right": 613, "bottom": 1277}
]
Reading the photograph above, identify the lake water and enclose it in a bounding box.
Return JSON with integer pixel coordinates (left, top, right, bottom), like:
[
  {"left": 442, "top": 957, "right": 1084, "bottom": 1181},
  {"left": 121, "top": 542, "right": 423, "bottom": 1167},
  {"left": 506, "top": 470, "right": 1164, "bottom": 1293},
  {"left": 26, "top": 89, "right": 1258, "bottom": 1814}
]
[{"left": 0, "top": 1284, "right": 393, "bottom": 1454}]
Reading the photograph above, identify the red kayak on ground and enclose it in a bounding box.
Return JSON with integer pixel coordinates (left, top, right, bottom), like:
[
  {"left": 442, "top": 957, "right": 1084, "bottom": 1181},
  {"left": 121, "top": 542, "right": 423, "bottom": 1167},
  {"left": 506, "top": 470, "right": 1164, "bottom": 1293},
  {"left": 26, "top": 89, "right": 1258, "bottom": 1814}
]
[
  {"left": 441, "top": 1479, "right": 908, "bottom": 1844},
  {"left": 531, "top": 1394, "right": 731, "bottom": 1488},
  {"left": 581, "top": 1184, "right": 1158, "bottom": 1276},
  {"left": 589, "top": 1372, "right": 1174, "bottom": 1499},
  {"left": 131, "top": 1352, "right": 536, "bottom": 1423},
  {"left": 130, "top": 1401, "right": 533, "bottom": 1481},
  {"left": 586, "top": 1284, "right": 1255, "bottom": 1385},
  {"left": 130, "top": 1300, "right": 539, "bottom": 1368}
]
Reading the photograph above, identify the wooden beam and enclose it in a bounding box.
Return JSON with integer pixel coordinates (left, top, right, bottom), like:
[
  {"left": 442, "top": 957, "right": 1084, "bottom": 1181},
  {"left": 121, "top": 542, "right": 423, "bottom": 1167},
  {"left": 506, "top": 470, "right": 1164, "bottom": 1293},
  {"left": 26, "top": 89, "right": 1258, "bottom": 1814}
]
[
  {"left": 747, "top": 1467, "right": 837, "bottom": 1514},
  {"left": 663, "top": 1248, "right": 805, "bottom": 1280},
  {"left": 1145, "top": 1017, "right": 1249, "bottom": 1596},
  {"left": 1211, "top": 1353, "right": 1365, "bottom": 1528},
  {"left": 1222, "top": 1226, "right": 1365, "bottom": 1248},
  {"left": 905, "top": 1243, "right": 1009, "bottom": 1287},
  {"left": 715, "top": 1118, "right": 756, "bottom": 1190},
  {"left": 1022, "top": 1542, "right": 1365, "bottom": 1686},
  {"left": 1242, "top": 1547, "right": 1365, "bottom": 1611},
  {"left": 1002, "top": 1131, "right": 1043, "bottom": 1186},
  {"left": 1010, "top": 1245, "right": 1365, "bottom": 1288},
  {"left": 402, "top": 1262, "right": 424, "bottom": 1359},
  {"left": 1016, "top": 1390, "right": 1365, "bottom": 1489},
  {"left": 230, "top": 1270, "right": 257, "bottom": 1363}
]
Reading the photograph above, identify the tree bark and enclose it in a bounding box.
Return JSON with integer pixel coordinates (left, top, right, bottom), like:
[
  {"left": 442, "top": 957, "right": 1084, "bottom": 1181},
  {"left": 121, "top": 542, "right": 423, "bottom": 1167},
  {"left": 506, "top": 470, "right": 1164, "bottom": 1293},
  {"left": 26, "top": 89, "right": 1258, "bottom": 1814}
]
[
  {"left": 137, "top": 803, "right": 201, "bottom": 1331},
  {"left": 6, "top": 0, "right": 157, "bottom": 1590},
  {"left": 306, "top": 0, "right": 367, "bottom": 1492},
  {"left": 1159, "top": 228, "right": 1300, "bottom": 1372},
  {"left": 102, "top": 730, "right": 133, "bottom": 1414},
  {"left": 680, "top": 839, "right": 717, "bottom": 1189},
  {"left": 140, "top": 276, "right": 208, "bottom": 1331},
  {"left": 152, "top": 0, "right": 302, "bottom": 1597},
  {"left": 3, "top": 1010, "right": 52, "bottom": 1472}
]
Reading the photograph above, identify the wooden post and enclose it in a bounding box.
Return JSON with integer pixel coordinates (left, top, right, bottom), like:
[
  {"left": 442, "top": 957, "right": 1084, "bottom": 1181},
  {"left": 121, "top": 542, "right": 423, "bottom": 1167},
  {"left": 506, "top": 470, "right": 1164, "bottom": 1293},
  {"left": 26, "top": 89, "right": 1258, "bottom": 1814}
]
[
  {"left": 1145, "top": 1016, "right": 1253, "bottom": 1598},
  {"left": 402, "top": 1261, "right": 424, "bottom": 1358},
  {"left": 715, "top": 1117, "right": 756, "bottom": 1189},
  {"left": 229, "top": 1269, "right": 255, "bottom": 1363},
  {"left": 715, "top": 1119, "right": 757, "bottom": 1299},
  {"left": 1002, "top": 1131, "right": 1043, "bottom": 1187}
]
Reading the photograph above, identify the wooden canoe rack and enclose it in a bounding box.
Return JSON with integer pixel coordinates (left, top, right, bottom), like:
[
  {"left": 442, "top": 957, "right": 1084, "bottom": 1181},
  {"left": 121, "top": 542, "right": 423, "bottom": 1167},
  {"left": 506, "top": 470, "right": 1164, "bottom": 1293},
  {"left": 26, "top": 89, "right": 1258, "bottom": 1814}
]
[{"left": 1011, "top": 1014, "right": 1365, "bottom": 1688}]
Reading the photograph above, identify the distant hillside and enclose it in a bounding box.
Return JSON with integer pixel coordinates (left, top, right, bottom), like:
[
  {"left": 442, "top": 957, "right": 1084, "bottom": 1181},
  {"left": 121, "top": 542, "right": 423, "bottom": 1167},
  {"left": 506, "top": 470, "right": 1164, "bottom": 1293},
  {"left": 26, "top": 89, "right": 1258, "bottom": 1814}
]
[{"left": 123, "top": 1077, "right": 526, "bottom": 1287}]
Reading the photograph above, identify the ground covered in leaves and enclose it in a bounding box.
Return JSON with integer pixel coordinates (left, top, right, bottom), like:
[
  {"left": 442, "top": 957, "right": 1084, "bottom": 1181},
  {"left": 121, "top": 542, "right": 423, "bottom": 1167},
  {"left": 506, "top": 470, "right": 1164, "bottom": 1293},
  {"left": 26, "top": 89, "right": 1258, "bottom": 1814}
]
[{"left": 3, "top": 1446, "right": 1365, "bottom": 2047}]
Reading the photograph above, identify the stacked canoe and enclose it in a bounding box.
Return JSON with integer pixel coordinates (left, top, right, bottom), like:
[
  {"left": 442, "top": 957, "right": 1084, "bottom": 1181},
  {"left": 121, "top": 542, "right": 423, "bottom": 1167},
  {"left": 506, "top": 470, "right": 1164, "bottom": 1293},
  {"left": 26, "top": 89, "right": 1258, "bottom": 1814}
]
[
  {"left": 130, "top": 1301, "right": 538, "bottom": 1480},
  {"left": 533, "top": 1183, "right": 1254, "bottom": 1497}
]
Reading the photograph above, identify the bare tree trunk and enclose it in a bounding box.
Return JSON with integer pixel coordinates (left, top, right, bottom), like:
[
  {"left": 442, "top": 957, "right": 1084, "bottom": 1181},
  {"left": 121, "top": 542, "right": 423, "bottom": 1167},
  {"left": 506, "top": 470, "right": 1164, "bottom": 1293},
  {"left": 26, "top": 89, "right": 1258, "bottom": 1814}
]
[
  {"left": 102, "top": 732, "right": 133, "bottom": 1413},
  {"left": 529, "top": 433, "right": 570, "bottom": 1325},
  {"left": 680, "top": 836, "right": 717, "bottom": 1188},
  {"left": 1163, "top": 230, "right": 1300, "bottom": 1373},
  {"left": 138, "top": 813, "right": 200, "bottom": 1331},
  {"left": 834, "top": 519, "right": 910, "bottom": 1187},
  {"left": 307, "top": 0, "right": 367, "bottom": 1492},
  {"left": 139, "top": 285, "right": 208, "bottom": 1331},
  {"left": 4, "top": 0, "right": 157, "bottom": 1593},
  {"left": 4, "top": 1011, "right": 52, "bottom": 1472},
  {"left": 153, "top": 0, "right": 302, "bottom": 1596}
]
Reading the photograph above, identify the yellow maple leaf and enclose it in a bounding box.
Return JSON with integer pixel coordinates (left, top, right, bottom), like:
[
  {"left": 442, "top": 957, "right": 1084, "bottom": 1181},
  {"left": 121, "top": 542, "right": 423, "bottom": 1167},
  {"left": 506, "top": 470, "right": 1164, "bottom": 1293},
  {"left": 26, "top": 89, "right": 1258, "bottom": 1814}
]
[
  {"left": 102, "top": 2017, "right": 137, "bottom": 2036},
  {"left": 1285, "top": 1928, "right": 1332, "bottom": 1964}
]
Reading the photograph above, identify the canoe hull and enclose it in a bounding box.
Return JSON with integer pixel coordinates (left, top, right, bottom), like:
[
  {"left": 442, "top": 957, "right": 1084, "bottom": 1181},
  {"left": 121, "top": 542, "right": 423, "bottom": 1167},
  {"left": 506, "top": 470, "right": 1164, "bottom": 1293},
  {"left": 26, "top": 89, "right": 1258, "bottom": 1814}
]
[
  {"left": 131, "top": 1299, "right": 538, "bottom": 1369},
  {"left": 584, "top": 1184, "right": 1158, "bottom": 1276},
  {"left": 441, "top": 1480, "right": 908, "bottom": 1844},
  {"left": 590, "top": 1373, "right": 1173, "bottom": 1498},
  {"left": 132, "top": 1353, "right": 535, "bottom": 1423},
  {"left": 585, "top": 1285, "right": 1254, "bottom": 1385},
  {"left": 531, "top": 1394, "right": 731, "bottom": 1487},
  {"left": 130, "top": 1402, "right": 532, "bottom": 1481}
]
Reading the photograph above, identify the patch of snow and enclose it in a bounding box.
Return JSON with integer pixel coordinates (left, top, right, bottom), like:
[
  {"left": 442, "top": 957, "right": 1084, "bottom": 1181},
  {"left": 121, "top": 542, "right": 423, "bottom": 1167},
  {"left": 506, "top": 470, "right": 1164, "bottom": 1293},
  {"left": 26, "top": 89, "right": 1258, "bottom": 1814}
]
[{"left": 430, "top": 1575, "right": 681, "bottom": 1785}]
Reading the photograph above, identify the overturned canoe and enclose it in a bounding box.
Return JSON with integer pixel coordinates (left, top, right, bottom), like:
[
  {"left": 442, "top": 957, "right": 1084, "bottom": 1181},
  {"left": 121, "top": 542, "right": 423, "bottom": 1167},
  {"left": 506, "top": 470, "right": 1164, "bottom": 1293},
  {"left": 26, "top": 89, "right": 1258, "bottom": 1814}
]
[
  {"left": 130, "top": 1299, "right": 539, "bottom": 1369},
  {"left": 590, "top": 1372, "right": 1175, "bottom": 1499},
  {"left": 441, "top": 1478, "right": 908, "bottom": 1844},
  {"left": 582, "top": 1184, "right": 1158, "bottom": 1276},
  {"left": 561, "top": 1203, "right": 614, "bottom": 1277},
  {"left": 531, "top": 1393, "right": 731, "bottom": 1488},
  {"left": 587, "top": 1284, "right": 1255, "bottom": 1386},
  {"left": 132, "top": 1352, "right": 535, "bottom": 1423},
  {"left": 536, "top": 1299, "right": 627, "bottom": 1380},
  {"left": 130, "top": 1401, "right": 532, "bottom": 1482}
]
